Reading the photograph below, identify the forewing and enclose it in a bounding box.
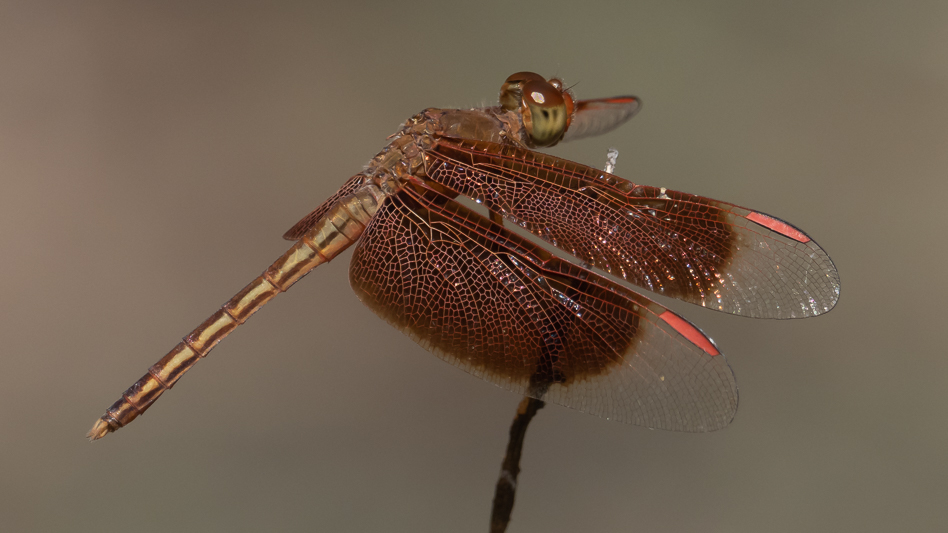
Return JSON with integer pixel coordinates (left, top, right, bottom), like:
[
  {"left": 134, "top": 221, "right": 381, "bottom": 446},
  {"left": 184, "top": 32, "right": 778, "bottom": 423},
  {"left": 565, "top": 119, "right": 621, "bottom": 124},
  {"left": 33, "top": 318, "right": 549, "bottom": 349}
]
[
  {"left": 424, "top": 138, "right": 840, "bottom": 318},
  {"left": 349, "top": 186, "right": 738, "bottom": 432},
  {"left": 562, "top": 96, "right": 641, "bottom": 143}
]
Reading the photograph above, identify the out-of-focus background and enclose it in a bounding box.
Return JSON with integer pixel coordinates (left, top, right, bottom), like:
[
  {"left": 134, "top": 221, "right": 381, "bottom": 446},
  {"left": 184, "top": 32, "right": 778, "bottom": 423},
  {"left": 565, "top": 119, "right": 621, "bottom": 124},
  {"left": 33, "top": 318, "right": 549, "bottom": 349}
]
[{"left": 2, "top": 1, "right": 946, "bottom": 531}]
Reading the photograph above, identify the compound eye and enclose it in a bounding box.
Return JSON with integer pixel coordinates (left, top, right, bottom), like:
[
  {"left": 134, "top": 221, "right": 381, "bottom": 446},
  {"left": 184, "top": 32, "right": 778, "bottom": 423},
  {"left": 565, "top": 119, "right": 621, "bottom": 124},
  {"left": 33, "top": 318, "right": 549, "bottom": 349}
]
[
  {"left": 499, "top": 71, "right": 547, "bottom": 111},
  {"left": 520, "top": 80, "right": 568, "bottom": 147}
]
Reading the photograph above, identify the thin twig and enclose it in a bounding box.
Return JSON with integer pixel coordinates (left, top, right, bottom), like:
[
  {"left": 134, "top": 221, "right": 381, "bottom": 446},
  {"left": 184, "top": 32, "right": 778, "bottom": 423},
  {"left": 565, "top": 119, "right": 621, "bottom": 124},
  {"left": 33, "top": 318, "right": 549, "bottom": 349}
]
[
  {"left": 488, "top": 147, "right": 620, "bottom": 531},
  {"left": 489, "top": 396, "right": 545, "bottom": 533}
]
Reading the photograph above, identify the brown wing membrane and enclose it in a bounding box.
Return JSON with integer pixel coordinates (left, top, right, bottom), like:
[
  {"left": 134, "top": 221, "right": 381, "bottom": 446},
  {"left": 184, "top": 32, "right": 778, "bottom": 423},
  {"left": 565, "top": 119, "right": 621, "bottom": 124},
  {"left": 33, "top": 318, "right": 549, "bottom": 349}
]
[
  {"left": 349, "top": 186, "right": 737, "bottom": 432},
  {"left": 562, "top": 96, "right": 641, "bottom": 143},
  {"left": 424, "top": 138, "right": 840, "bottom": 319},
  {"left": 283, "top": 174, "right": 368, "bottom": 240}
]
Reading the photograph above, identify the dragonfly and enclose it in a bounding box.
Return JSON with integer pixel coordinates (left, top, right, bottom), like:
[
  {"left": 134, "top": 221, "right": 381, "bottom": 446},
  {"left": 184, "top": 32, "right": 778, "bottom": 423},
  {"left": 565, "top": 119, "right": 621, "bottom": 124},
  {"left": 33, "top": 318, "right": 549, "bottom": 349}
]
[{"left": 88, "top": 72, "right": 839, "bottom": 439}]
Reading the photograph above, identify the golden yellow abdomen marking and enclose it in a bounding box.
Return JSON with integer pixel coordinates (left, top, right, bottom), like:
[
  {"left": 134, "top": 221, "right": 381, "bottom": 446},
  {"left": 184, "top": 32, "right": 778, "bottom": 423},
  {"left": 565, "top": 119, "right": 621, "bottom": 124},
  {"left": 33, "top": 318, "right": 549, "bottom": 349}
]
[{"left": 88, "top": 184, "right": 386, "bottom": 440}]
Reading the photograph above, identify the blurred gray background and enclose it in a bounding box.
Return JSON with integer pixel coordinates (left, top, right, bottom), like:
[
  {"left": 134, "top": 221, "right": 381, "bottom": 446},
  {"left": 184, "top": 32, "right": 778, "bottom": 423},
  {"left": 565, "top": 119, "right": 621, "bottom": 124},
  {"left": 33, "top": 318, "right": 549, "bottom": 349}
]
[{"left": 2, "top": 1, "right": 946, "bottom": 531}]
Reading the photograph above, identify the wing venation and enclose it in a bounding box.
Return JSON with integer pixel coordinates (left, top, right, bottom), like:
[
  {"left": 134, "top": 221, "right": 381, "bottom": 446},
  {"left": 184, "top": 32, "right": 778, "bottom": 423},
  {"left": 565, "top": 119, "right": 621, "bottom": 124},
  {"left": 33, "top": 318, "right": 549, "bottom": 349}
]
[
  {"left": 348, "top": 187, "right": 738, "bottom": 431},
  {"left": 424, "top": 138, "right": 840, "bottom": 319}
]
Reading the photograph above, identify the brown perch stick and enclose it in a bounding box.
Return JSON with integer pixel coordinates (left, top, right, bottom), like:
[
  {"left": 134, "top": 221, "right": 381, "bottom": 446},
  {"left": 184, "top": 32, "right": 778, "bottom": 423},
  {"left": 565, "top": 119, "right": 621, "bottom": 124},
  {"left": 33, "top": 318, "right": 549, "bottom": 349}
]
[{"left": 489, "top": 396, "right": 545, "bottom": 533}]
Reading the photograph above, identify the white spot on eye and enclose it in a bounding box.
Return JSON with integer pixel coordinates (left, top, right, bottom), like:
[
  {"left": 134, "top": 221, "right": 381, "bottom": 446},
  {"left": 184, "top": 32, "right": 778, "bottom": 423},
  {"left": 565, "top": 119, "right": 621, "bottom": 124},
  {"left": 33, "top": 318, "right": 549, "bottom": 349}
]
[{"left": 530, "top": 91, "right": 545, "bottom": 104}]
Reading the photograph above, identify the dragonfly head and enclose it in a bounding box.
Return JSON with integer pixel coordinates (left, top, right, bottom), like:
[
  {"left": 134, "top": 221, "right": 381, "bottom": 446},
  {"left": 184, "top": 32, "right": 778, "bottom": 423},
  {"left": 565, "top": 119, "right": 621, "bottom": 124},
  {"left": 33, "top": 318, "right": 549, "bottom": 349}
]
[{"left": 499, "top": 72, "right": 575, "bottom": 148}]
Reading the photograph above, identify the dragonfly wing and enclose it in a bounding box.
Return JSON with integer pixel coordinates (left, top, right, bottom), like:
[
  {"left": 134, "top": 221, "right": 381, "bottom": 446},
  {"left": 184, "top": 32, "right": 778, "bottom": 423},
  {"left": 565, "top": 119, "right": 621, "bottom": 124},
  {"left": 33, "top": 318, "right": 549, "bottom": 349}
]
[
  {"left": 349, "top": 186, "right": 738, "bottom": 432},
  {"left": 562, "top": 96, "right": 642, "bottom": 143},
  {"left": 424, "top": 138, "right": 840, "bottom": 319}
]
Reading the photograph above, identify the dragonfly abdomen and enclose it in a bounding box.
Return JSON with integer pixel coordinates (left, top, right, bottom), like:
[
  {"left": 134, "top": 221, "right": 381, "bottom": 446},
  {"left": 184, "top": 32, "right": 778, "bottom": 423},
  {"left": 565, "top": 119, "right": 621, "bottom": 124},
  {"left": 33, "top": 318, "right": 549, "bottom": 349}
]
[{"left": 88, "top": 184, "right": 388, "bottom": 440}]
